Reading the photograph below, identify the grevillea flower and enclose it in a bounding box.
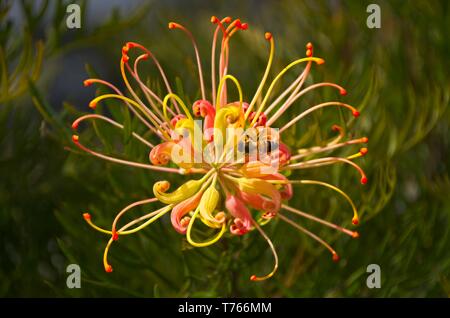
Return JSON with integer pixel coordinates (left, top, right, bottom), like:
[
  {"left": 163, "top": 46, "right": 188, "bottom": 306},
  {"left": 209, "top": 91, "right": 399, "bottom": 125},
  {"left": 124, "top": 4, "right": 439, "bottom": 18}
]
[{"left": 72, "top": 16, "right": 368, "bottom": 281}]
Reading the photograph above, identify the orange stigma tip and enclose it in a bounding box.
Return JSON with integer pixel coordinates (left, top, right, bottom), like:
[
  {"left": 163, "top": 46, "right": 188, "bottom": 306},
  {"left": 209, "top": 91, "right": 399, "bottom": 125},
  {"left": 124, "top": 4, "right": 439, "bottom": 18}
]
[
  {"left": 126, "top": 42, "right": 135, "bottom": 49},
  {"left": 360, "top": 147, "right": 368, "bottom": 155},
  {"left": 224, "top": 17, "right": 232, "bottom": 23},
  {"left": 168, "top": 22, "right": 177, "bottom": 29},
  {"left": 265, "top": 32, "right": 272, "bottom": 40},
  {"left": 361, "top": 177, "right": 368, "bottom": 185},
  {"left": 340, "top": 89, "right": 347, "bottom": 96},
  {"left": 211, "top": 16, "right": 218, "bottom": 23},
  {"left": 105, "top": 265, "right": 113, "bottom": 273},
  {"left": 240, "top": 22, "right": 248, "bottom": 30},
  {"left": 122, "top": 46, "right": 129, "bottom": 54},
  {"left": 72, "top": 122, "right": 78, "bottom": 129},
  {"left": 352, "top": 110, "right": 360, "bottom": 117},
  {"left": 83, "top": 80, "right": 92, "bottom": 87},
  {"left": 121, "top": 55, "right": 129, "bottom": 63},
  {"left": 72, "top": 135, "right": 79, "bottom": 143},
  {"left": 352, "top": 218, "right": 359, "bottom": 225},
  {"left": 83, "top": 213, "right": 91, "bottom": 220},
  {"left": 362, "top": 137, "right": 369, "bottom": 143},
  {"left": 142, "top": 53, "right": 149, "bottom": 60},
  {"left": 306, "top": 42, "right": 313, "bottom": 49},
  {"left": 250, "top": 275, "right": 257, "bottom": 281},
  {"left": 306, "top": 49, "right": 312, "bottom": 57},
  {"left": 89, "top": 101, "right": 97, "bottom": 108},
  {"left": 332, "top": 253, "right": 340, "bottom": 262},
  {"left": 352, "top": 231, "right": 360, "bottom": 238},
  {"left": 112, "top": 231, "right": 119, "bottom": 241},
  {"left": 316, "top": 58, "right": 325, "bottom": 65}
]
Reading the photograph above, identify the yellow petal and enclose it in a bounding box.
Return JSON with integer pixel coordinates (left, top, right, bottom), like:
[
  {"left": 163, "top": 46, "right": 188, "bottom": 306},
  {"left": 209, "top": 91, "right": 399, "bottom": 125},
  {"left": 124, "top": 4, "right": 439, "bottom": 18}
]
[
  {"left": 153, "top": 179, "right": 203, "bottom": 204},
  {"left": 198, "top": 185, "right": 222, "bottom": 228}
]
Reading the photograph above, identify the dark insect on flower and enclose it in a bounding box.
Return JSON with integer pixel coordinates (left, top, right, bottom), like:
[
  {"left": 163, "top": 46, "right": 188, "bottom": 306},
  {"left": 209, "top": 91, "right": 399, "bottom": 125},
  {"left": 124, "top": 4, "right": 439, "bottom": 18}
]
[{"left": 72, "top": 16, "right": 368, "bottom": 281}]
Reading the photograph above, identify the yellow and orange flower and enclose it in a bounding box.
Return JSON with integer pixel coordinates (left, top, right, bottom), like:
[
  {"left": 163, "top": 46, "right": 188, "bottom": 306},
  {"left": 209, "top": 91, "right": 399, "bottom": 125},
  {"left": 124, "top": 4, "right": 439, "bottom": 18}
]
[{"left": 72, "top": 16, "right": 368, "bottom": 281}]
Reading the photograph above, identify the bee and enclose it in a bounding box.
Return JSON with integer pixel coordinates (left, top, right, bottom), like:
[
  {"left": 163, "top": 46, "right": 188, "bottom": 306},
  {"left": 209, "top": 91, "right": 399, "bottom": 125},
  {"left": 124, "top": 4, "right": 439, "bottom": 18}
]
[{"left": 237, "top": 128, "right": 280, "bottom": 162}]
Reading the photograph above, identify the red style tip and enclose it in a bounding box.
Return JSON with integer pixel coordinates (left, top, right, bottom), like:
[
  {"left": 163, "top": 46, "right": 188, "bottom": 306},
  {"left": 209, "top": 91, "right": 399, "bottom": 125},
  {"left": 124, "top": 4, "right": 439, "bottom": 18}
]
[
  {"left": 211, "top": 16, "right": 219, "bottom": 23},
  {"left": 71, "top": 122, "right": 79, "bottom": 130},
  {"left": 240, "top": 22, "right": 248, "bottom": 30},
  {"left": 83, "top": 213, "right": 91, "bottom": 220},
  {"left": 360, "top": 147, "right": 368, "bottom": 156},
  {"left": 332, "top": 253, "right": 340, "bottom": 262},
  {"left": 316, "top": 58, "right": 325, "bottom": 65},
  {"left": 331, "top": 124, "right": 341, "bottom": 132},
  {"left": 250, "top": 275, "right": 257, "bottom": 281},
  {"left": 105, "top": 265, "right": 113, "bottom": 273},
  {"left": 306, "top": 49, "right": 312, "bottom": 57},
  {"left": 362, "top": 137, "right": 369, "bottom": 143},
  {"left": 89, "top": 101, "right": 97, "bottom": 108},
  {"left": 112, "top": 231, "right": 119, "bottom": 241},
  {"left": 142, "top": 53, "right": 149, "bottom": 60},
  {"left": 83, "top": 79, "right": 92, "bottom": 87},
  {"left": 168, "top": 22, "right": 177, "bottom": 29},
  {"left": 122, "top": 46, "right": 129, "bottom": 55},
  {"left": 72, "top": 135, "right": 79, "bottom": 143},
  {"left": 352, "top": 231, "right": 360, "bottom": 239},
  {"left": 352, "top": 110, "right": 360, "bottom": 117},
  {"left": 306, "top": 42, "right": 313, "bottom": 49},
  {"left": 126, "top": 42, "right": 135, "bottom": 49},
  {"left": 361, "top": 177, "right": 368, "bottom": 185},
  {"left": 340, "top": 89, "right": 347, "bottom": 96},
  {"left": 352, "top": 217, "right": 359, "bottom": 225},
  {"left": 265, "top": 32, "right": 272, "bottom": 41},
  {"left": 121, "top": 55, "right": 129, "bottom": 63}
]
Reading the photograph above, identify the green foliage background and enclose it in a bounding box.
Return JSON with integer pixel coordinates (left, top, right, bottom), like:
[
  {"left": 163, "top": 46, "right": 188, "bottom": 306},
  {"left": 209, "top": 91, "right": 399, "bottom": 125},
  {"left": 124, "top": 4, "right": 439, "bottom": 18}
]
[{"left": 0, "top": 0, "right": 449, "bottom": 297}]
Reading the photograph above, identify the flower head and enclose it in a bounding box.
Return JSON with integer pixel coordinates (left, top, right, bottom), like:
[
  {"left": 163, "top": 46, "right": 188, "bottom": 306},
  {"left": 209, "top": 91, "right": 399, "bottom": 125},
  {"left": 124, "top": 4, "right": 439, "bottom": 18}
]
[{"left": 73, "top": 16, "right": 368, "bottom": 281}]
